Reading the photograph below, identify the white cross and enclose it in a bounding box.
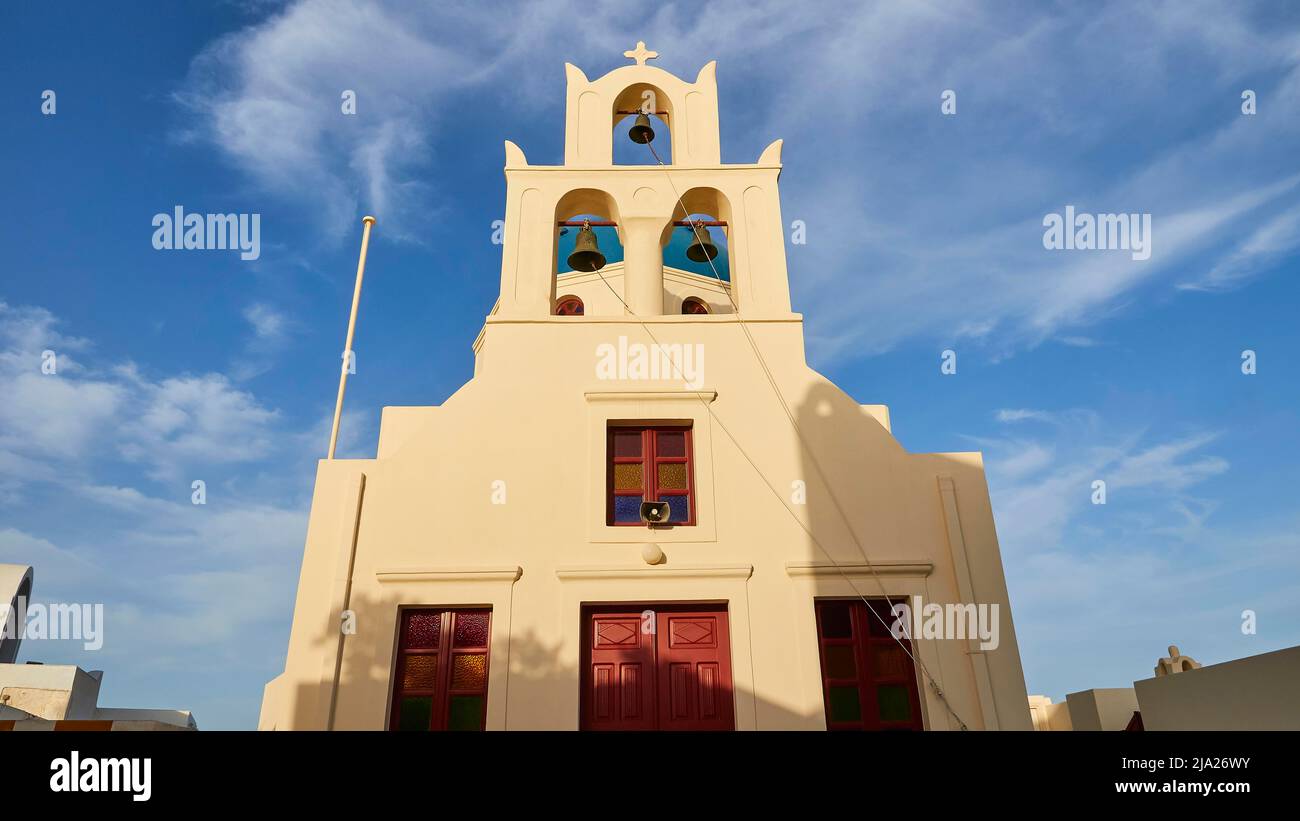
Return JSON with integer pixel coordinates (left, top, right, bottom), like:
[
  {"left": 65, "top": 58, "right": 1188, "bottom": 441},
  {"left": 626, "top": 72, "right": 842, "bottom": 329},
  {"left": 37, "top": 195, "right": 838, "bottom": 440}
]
[{"left": 624, "top": 41, "right": 658, "bottom": 66}]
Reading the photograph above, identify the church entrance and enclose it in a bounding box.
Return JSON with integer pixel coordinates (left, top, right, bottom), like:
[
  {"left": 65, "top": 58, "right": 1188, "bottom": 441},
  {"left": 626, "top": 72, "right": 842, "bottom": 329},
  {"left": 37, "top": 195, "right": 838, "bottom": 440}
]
[{"left": 580, "top": 603, "right": 735, "bottom": 731}]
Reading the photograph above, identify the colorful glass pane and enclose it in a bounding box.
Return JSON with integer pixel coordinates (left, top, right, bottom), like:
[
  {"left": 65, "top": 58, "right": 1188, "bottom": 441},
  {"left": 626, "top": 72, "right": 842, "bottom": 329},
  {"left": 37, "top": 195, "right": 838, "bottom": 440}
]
[
  {"left": 872, "top": 644, "right": 911, "bottom": 680},
  {"left": 819, "top": 603, "right": 852, "bottom": 639},
  {"left": 398, "top": 696, "right": 432, "bottom": 731},
  {"left": 447, "top": 695, "right": 484, "bottom": 730},
  {"left": 662, "top": 494, "right": 689, "bottom": 523},
  {"left": 612, "top": 430, "right": 642, "bottom": 457},
  {"left": 452, "top": 654, "right": 488, "bottom": 690},
  {"left": 401, "top": 654, "right": 438, "bottom": 689},
  {"left": 613, "top": 495, "right": 643, "bottom": 523},
  {"left": 453, "top": 611, "right": 490, "bottom": 648},
  {"left": 404, "top": 611, "right": 441, "bottom": 648},
  {"left": 656, "top": 430, "right": 686, "bottom": 457},
  {"left": 866, "top": 601, "right": 897, "bottom": 638},
  {"left": 824, "top": 645, "right": 856, "bottom": 680},
  {"left": 657, "top": 462, "right": 688, "bottom": 490},
  {"left": 828, "top": 686, "right": 861, "bottom": 723},
  {"left": 876, "top": 685, "right": 912, "bottom": 722},
  {"left": 614, "top": 463, "right": 643, "bottom": 490}
]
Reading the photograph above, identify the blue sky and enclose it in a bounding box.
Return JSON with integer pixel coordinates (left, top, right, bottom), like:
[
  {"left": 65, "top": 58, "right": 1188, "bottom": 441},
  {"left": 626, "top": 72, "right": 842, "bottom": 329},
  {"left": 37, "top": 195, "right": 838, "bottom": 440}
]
[{"left": 2, "top": 1, "right": 1298, "bottom": 729}]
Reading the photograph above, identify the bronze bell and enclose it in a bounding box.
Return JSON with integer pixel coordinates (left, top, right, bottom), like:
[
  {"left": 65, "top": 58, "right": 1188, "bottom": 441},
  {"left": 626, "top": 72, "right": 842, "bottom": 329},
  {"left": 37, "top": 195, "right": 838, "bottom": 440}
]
[
  {"left": 566, "top": 220, "right": 606, "bottom": 271},
  {"left": 628, "top": 112, "right": 655, "bottom": 144},
  {"left": 685, "top": 222, "right": 719, "bottom": 263}
]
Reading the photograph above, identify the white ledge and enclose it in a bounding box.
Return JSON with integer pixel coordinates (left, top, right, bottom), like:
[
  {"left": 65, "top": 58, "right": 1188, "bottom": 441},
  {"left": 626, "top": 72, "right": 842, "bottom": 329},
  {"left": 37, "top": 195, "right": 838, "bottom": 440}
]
[
  {"left": 584, "top": 389, "right": 717, "bottom": 403},
  {"left": 785, "top": 560, "right": 933, "bottom": 578},
  {"left": 376, "top": 566, "right": 523, "bottom": 583},
  {"left": 556, "top": 563, "right": 752, "bottom": 581}
]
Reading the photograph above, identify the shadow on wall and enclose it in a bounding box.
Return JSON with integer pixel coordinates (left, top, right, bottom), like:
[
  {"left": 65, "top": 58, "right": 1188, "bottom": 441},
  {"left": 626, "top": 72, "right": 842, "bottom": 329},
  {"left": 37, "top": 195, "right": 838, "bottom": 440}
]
[
  {"left": 266, "top": 583, "right": 820, "bottom": 730},
  {"left": 790, "top": 377, "right": 933, "bottom": 729}
]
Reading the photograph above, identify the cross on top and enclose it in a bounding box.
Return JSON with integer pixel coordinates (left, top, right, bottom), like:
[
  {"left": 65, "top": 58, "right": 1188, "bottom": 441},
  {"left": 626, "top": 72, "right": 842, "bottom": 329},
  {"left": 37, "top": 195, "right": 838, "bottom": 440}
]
[{"left": 624, "top": 41, "right": 658, "bottom": 66}]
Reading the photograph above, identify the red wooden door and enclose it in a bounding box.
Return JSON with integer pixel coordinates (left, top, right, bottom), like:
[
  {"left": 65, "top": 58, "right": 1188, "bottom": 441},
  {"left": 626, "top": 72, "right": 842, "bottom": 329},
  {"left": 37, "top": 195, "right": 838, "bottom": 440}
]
[
  {"left": 656, "top": 609, "right": 734, "bottom": 731},
  {"left": 583, "top": 610, "right": 657, "bottom": 730},
  {"left": 581, "top": 604, "right": 735, "bottom": 731}
]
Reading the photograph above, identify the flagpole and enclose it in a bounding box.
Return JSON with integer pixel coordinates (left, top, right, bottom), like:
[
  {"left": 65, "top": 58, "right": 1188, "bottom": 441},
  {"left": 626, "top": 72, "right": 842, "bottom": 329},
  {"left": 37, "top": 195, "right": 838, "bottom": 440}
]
[{"left": 328, "top": 215, "right": 376, "bottom": 459}]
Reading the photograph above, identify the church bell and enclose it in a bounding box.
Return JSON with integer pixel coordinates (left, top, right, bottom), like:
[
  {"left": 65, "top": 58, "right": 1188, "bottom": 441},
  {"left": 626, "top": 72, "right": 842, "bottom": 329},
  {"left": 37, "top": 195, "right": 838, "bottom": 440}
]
[
  {"left": 685, "top": 222, "right": 719, "bottom": 263},
  {"left": 628, "top": 112, "right": 655, "bottom": 144},
  {"left": 566, "top": 220, "right": 606, "bottom": 271}
]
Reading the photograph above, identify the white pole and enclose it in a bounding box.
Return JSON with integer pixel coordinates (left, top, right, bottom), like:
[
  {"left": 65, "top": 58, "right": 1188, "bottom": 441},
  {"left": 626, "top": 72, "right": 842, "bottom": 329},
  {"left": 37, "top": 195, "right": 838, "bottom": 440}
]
[{"left": 328, "top": 215, "right": 376, "bottom": 459}]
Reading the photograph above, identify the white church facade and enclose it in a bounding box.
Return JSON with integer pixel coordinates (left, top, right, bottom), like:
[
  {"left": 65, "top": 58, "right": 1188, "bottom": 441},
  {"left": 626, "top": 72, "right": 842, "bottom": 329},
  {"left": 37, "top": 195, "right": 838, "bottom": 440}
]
[{"left": 259, "top": 43, "right": 1032, "bottom": 731}]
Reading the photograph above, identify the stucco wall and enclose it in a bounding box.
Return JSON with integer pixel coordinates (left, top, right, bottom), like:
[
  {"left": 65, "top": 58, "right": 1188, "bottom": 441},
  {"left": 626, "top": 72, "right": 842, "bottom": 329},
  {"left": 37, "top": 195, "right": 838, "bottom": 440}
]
[{"left": 1135, "top": 646, "right": 1300, "bottom": 730}]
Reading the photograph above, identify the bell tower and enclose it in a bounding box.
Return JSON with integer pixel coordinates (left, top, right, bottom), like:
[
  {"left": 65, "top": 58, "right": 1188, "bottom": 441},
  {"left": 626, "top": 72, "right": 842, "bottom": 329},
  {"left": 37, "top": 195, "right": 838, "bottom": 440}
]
[{"left": 494, "top": 42, "right": 793, "bottom": 320}]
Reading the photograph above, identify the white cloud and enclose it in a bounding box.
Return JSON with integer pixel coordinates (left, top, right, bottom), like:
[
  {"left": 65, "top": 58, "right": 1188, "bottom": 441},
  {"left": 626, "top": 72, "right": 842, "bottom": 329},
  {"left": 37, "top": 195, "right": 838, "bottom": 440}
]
[
  {"left": 0, "top": 302, "right": 287, "bottom": 482},
  {"left": 231, "top": 302, "right": 294, "bottom": 381},
  {"left": 1182, "top": 202, "right": 1300, "bottom": 292},
  {"left": 0, "top": 303, "right": 317, "bottom": 725},
  {"left": 176, "top": 1, "right": 1300, "bottom": 359}
]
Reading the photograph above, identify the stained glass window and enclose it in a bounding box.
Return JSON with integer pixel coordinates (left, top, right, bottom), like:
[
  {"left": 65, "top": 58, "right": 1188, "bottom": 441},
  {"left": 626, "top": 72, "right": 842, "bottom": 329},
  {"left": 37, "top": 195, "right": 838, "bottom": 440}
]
[
  {"left": 555, "top": 296, "right": 584, "bottom": 316},
  {"left": 390, "top": 608, "right": 491, "bottom": 731},
  {"left": 607, "top": 424, "right": 695, "bottom": 526},
  {"left": 814, "top": 599, "right": 924, "bottom": 731}
]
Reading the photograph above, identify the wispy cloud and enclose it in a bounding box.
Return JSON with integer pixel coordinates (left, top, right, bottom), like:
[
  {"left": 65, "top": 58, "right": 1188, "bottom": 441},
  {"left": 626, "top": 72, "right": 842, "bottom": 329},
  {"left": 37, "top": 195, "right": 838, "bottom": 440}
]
[
  {"left": 174, "top": 1, "right": 1300, "bottom": 361},
  {"left": 972, "top": 410, "right": 1294, "bottom": 697}
]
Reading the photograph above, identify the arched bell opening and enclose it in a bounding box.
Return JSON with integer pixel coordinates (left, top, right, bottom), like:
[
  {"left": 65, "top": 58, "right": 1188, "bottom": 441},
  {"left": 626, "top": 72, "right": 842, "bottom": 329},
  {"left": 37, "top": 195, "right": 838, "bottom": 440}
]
[
  {"left": 663, "top": 214, "right": 729, "bottom": 282},
  {"left": 612, "top": 83, "right": 673, "bottom": 165},
  {"left": 553, "top": 188, "right": 623, "bottom": 315},
  {"left": 660, "top": 188, "right": 734, "bottom": 293}
]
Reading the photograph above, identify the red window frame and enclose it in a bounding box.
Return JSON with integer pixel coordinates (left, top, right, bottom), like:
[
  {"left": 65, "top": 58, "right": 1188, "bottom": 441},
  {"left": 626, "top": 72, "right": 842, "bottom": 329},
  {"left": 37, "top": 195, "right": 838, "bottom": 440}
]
[
  {"left": 555, "top": 296, "right": 584, "bottom": 315},
  {"left": 606, "top": 424, "right": 696, "bottom": 526},
  {"left": 814, "top": 599, "right": 925, "bottom": 731},
  {"left": 389, "top": 608, "right": 492, "bottom": 731}
]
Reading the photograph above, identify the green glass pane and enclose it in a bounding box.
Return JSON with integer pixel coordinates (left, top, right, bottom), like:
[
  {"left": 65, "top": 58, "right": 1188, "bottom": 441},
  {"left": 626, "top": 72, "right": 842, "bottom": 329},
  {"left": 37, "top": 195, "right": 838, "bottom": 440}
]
[
  {"left": 828, "top": 686, "right": 861, "bottom": 723},
  {"left": 447, "top": 695, "right": 485, "bottom": 730},
  {"left": 402, "top": 654, "right": 438, "bottom": 689},
  {"left": 876, "top": 685, "right": 912, "bottom": 722},
  {"left": 614, "top": 463, "right": 642, "bottom": 490},
  {"left": 657, "top": 462, "right": 688, "bottom": 490},
  {"left": 398, "top": 696, "right": 432, "bottom": 731},
  {"left": 824, "top": 645, "right": 856, "bottom": 679},
  {"left": 452, "top": 654, "right": 487, "bottom": 690}
]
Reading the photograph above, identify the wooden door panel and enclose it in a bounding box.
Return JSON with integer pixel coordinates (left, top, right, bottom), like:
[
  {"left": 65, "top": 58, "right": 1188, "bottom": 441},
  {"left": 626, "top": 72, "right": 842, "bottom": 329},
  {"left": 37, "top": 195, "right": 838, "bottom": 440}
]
[
  {"left": 581, "top": 605, "right": 735, "bottom": 731},
  {"left": 656, "top": 610, "right": 735, "bottom": 731},
  {"left": 583, "top": 612, "right": 656, "bottom": 730}
]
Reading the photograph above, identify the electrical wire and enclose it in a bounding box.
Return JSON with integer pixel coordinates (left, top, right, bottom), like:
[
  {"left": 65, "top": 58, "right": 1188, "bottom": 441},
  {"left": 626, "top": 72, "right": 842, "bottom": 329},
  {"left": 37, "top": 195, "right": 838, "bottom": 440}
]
[{"left": 573, "top": 138, "right": 973, "bottom": 728}]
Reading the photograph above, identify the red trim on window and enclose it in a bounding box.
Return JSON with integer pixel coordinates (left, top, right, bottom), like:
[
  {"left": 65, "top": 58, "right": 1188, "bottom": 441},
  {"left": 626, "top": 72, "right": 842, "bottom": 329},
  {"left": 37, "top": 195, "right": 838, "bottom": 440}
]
[
  {"left": 389, "top": 608, "right": 492, "bottom": 731},
  {"left": 556, "top": 296, "right": 584, "bottom": 316},
  {"left": 814, "top": 599, "right": 925, "bottom": 731},
  {"left": 606, "top": 424, "right": 696, "bottom": 526}
]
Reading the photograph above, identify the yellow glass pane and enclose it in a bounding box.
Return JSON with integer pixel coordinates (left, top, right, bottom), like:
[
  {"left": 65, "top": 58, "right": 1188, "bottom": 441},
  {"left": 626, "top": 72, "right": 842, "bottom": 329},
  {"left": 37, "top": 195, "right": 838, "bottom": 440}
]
[
  {"left": 614, "top": 463, "right": 642, "bottom": 490},
  {"left": 657, "top": 462, "right": 688, "bottom": 490},
  {"left": 452, "top": 654, "right": 488, "bottom": 690},
  {"left": 402, "top": 654, "right": 437, "bottom": 689}
]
